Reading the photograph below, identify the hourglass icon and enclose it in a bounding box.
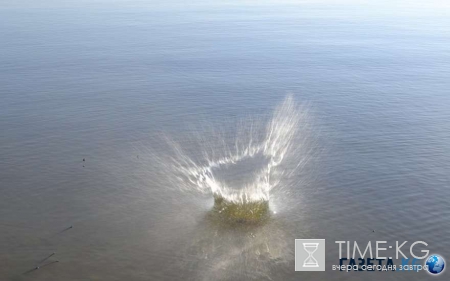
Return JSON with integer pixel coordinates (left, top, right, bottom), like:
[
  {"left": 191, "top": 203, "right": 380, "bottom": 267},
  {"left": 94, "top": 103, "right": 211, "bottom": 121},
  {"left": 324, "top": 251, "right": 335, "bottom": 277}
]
[{"left": 303, "top": 243, "right": 319, "bottom": 267}]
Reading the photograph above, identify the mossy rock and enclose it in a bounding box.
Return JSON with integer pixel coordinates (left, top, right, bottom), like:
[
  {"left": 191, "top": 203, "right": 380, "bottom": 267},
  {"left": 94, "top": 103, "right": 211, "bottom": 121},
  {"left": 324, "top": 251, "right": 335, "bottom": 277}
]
[{"left": 212, "top": 195, "right": 270, "bottom": 224}]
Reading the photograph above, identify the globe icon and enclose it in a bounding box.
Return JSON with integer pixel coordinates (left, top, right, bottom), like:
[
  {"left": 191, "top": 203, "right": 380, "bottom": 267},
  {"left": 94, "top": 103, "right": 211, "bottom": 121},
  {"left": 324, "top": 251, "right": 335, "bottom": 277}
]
[{"left": 425, "top": 254, "right": 445, "bottom": 275}]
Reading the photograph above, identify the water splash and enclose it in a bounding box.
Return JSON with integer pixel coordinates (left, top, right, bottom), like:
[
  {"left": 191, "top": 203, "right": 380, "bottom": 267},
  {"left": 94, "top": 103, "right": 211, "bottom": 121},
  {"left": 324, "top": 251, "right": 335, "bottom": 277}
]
[{"left": 159, "top": 95, "right": 311, "bottom": 204}]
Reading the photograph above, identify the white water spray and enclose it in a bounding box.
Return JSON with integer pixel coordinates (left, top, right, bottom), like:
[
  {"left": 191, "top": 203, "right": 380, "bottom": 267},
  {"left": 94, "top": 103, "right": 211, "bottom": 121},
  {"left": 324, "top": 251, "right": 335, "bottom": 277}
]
[{"left": 158, "top": 95, "right": 311, "bottom": 204}]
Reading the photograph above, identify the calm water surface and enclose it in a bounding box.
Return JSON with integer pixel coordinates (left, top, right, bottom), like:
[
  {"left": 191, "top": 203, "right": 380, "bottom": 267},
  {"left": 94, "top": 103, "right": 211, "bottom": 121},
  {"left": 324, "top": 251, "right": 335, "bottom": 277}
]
[{"left": 1, "top": 0, "right": 450, "bottom": 280}]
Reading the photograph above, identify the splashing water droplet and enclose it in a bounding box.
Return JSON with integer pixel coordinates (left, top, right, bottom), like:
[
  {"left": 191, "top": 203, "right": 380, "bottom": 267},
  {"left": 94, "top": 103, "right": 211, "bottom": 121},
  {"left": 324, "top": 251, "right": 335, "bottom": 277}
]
[{"left": 155, "top": 95, "right": 312, "bottom": 208}]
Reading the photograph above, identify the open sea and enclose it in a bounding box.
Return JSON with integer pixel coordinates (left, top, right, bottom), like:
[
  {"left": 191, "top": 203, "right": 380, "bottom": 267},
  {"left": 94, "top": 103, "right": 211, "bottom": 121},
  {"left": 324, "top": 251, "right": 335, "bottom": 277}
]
[{"left": 1, "top": 0, "right": 449, "bottom": 280}]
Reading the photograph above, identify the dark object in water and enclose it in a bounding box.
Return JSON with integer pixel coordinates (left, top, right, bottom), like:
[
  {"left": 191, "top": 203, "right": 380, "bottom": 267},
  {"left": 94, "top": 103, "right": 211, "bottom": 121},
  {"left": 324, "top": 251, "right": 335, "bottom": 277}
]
[{"left": 212, "top": 195, "right": 270, "bottom": 224}]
